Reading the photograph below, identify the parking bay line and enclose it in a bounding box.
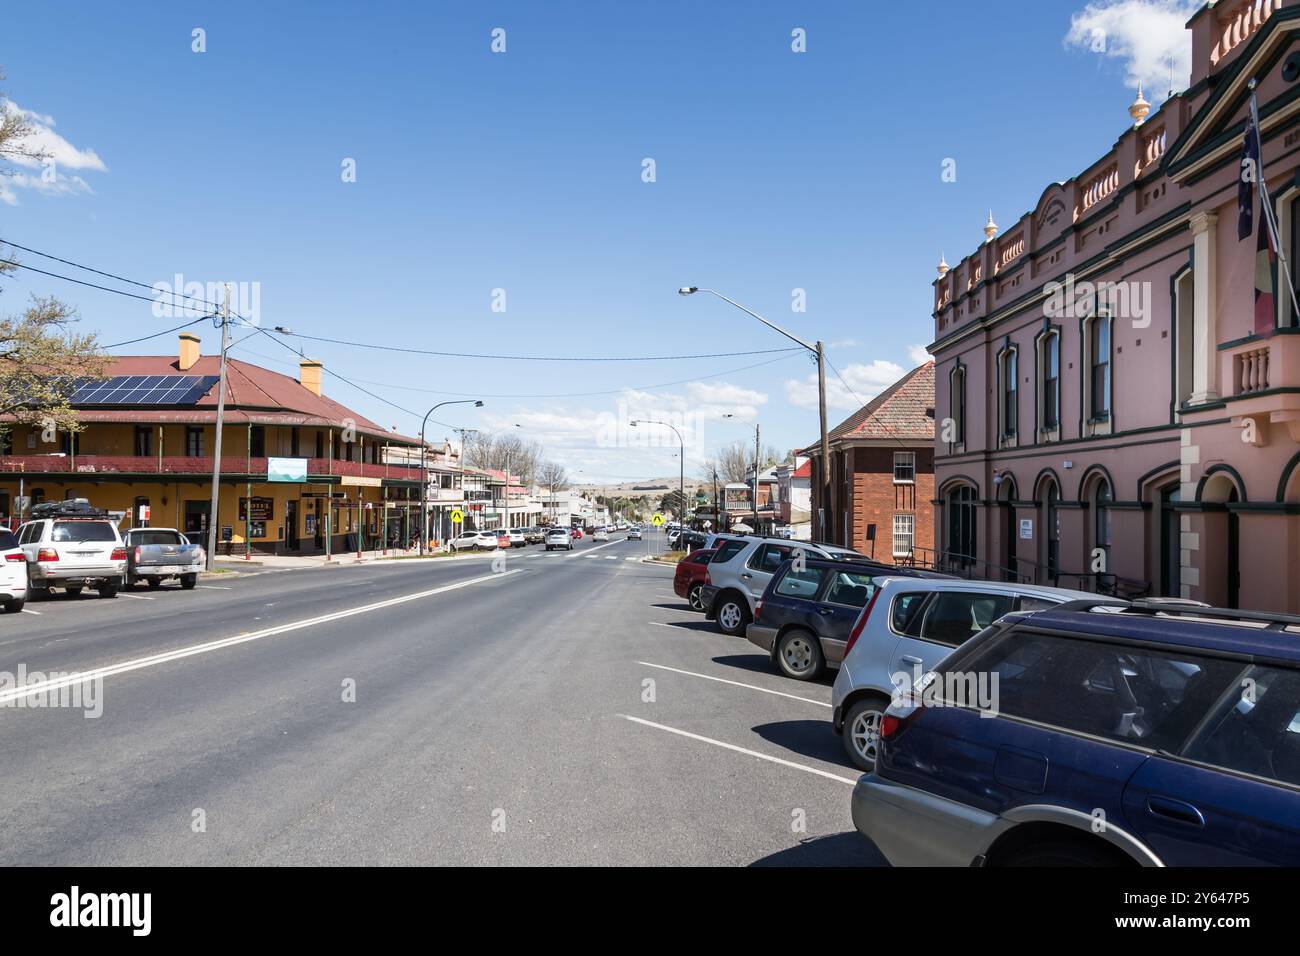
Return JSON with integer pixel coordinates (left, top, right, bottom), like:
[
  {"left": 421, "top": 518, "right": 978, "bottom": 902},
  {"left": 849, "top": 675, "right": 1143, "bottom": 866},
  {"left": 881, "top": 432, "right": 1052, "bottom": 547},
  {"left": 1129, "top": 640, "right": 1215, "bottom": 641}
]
[
  {"left": 635, "top": 660, "right": 831, "bottom": 708},
  {"left": 118, "top": 593, "right": 155, "bottom": 600},
  {"left": 619, "top": 715, "right": 857, "bottom": 786},
  {"left": 0, "top": 568, "right": 523, "bottom": 706}
]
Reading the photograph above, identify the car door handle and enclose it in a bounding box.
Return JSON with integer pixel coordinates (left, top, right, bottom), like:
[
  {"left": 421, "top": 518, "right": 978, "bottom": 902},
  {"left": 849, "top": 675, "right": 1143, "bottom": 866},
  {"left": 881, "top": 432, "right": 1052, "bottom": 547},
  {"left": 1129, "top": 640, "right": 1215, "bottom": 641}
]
[
  {"left": 900, "top": 655, "right": 923, "bottom": 665},
  {"left": 740, "top": 573, "right": 752, "bottom": 579},
  {"left": 1146, "top": 796, "right": 1205, "bottom": 828},
  {"left": 817, "top": 607, "right": 834, "bottom": 616}
]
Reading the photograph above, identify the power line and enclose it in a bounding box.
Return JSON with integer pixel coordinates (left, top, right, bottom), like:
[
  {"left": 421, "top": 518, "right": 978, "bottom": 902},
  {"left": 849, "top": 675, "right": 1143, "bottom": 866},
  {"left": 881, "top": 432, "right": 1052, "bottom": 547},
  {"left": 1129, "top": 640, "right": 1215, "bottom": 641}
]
[
  {"left": 279, "top": 331, "right": 802, "bottom": 363},
  {"left": 102, "top": 315, "right": 210, "bottom": 349},
  {"left": 229, "top": 343, "right": 799, "bottom": 400}
]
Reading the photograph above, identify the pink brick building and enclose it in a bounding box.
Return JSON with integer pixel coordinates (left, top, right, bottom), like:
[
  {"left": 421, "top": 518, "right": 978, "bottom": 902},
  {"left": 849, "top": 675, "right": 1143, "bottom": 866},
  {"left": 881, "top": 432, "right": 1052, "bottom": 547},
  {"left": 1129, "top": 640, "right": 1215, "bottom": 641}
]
[{"left": 929, "top": 0, "right": 1300, "bottom": 611}]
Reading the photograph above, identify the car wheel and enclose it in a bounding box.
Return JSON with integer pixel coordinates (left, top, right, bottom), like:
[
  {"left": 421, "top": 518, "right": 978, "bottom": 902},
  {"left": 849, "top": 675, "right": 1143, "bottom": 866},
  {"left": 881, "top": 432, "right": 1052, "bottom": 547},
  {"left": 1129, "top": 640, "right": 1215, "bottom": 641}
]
[
  {"left": 3, "top": 598, "right": 25, "bottom": 613},
  {"left": 28, "top": 584, "right": 49, "bottom": 602},
  {"left": 687, "top": 583, "right": 705, "bottom": 612},
  {"left": 998, "top": 840, "right": 1130, "bottom": 867},
  {"left": 147, "top": 577, "right": 163, "bottom": 590},
  {"left": 715, "top": 594, "right": 751, "bottom": 636},
  {"left": 842, "top": 696, "right": 889, "bottom": 772},
  {"left": 180, "top": 574, "right": 197, "bottom": 590},
  {"left": 776, "top": 629, "right": 825, "bottom": 681},
  {"left": 98, "top": 583, "right": 118, "bottom": 599},
  {"left": 65, "top": 586, "right": 84, "bottom": 598}
]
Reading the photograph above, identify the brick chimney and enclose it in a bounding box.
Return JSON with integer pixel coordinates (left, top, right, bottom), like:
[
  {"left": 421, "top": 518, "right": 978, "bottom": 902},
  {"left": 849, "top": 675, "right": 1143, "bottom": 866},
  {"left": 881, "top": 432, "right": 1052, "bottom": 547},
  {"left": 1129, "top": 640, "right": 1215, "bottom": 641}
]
[
  {"left": 299, "top": 358, "right": 323, "bottom": 396},
  {"left": 178, "top": 332, "right": 200, "bottom": 371}
]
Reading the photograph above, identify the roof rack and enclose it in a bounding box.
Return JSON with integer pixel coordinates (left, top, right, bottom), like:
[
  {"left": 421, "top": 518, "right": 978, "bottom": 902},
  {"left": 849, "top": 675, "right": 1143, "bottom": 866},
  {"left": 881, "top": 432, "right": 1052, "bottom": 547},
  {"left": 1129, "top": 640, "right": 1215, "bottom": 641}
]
[
  {"left": 1052, "top": 598, "right": 1300, "bottom": 630},
  {"left": 29, "top": 498, "right": 109, "bottom": 520}
]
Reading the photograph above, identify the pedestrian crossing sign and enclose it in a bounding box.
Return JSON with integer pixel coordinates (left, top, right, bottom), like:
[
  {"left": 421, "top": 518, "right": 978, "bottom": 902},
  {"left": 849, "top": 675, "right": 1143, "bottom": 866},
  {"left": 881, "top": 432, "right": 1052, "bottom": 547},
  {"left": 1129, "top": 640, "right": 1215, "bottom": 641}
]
[
  {"left": 651, "top": 513, "right": 664, "bottom": 526},
  {"left": 451, "top": 509, "right": 464, "bottom": 524}
]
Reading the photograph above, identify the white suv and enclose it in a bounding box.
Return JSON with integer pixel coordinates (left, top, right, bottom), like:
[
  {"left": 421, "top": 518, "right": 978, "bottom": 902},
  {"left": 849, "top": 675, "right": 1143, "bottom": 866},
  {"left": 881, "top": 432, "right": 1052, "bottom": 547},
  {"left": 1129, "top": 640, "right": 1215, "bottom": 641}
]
[
  {"left": 831, "top": 577, "right": 1095, "bottom": 771},
  {"left": 700, "top": 536, "right": 868, "bottom": 636},
  {"left": 17, "top": 501, "right": 127, "bottom": 599},
  {"left": 0, "top": 527, "right": 29, "bottom": 613}
]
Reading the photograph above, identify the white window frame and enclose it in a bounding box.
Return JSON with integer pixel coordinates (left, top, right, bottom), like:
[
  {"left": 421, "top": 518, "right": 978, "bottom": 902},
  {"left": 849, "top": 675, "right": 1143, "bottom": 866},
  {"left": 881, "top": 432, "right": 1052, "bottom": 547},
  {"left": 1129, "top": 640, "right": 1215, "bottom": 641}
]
[
  {"left": 892, "top": 513, "right": 915, "bottom": 558},
  {"left": 893, "top": 451, "right": 916, "bottom": 485}
]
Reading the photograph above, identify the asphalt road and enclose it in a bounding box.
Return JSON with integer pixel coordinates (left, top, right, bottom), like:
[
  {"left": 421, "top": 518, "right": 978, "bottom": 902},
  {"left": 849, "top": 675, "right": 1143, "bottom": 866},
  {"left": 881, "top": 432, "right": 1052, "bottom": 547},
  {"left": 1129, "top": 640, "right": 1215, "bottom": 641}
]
[{"left": 0, "top": 532, "right": 885, "bottom": 866}]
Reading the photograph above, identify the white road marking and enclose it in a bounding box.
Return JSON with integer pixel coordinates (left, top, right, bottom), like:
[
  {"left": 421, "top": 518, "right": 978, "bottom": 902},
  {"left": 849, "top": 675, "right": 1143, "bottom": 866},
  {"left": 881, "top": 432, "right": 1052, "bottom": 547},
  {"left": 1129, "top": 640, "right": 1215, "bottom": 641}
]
[
  {"left": 635, "top": 661, "right": 831, "bottom": 708},
  {"left": 198, "top": 585, "right": 232, "bottom": 590},
  {"left": 118, "top": 593, "right": 155, "bottom": 600},
  {"left": 20, "top": 609, "right": 40, "bottom": 615},
  {"left": 619, "top": 715, "right": 857, "bottom": 785},
  {"left": 0, "top": 569, "right": 523, "bottom": 706}
]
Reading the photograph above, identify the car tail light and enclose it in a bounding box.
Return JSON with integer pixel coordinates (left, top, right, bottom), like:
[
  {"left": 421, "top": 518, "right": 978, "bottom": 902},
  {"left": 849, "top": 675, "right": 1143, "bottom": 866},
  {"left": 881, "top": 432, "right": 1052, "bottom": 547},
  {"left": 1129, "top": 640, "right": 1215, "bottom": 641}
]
[
  {"left": 754, "top": 597, "right": 763, "bottom": 622},
  {"left": 110, "top": 547, "right": 127, "bottom": 561},
  {"left": 134, "top": 546, "right": 142, "bottom": 563},
  {"left": 36, "top": 548, "right": 59, "bottom": 562},
  {"left": 880, "top": 706, "right": 922, "bottom": 743},
  {"left": 4, "top": 552, "right": 24, "bottom": 563},
  {"left": 843, "top": 588, "right": 881, "bottom": 658}
]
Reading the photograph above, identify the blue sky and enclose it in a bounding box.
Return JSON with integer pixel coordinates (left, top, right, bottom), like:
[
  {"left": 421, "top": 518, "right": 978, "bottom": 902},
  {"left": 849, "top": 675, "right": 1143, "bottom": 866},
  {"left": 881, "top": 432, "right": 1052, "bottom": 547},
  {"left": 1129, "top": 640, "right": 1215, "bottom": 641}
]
[{"left": 0, "top": 0, "right": 1197, "bottom": 481}]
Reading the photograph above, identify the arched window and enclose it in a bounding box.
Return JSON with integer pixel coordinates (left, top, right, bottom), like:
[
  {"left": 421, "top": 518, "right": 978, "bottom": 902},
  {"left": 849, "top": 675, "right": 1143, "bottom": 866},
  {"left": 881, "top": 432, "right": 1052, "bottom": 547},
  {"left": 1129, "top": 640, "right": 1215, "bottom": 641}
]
[
  {"left": 945, "top": 484, "right": 978, "bottom": 571},
  {"left": 1040, "top": 479, "right": 1061, "bottom": 583},
  {"left": 1092, "top": 477, "right": 1112, "bottom": 583}
]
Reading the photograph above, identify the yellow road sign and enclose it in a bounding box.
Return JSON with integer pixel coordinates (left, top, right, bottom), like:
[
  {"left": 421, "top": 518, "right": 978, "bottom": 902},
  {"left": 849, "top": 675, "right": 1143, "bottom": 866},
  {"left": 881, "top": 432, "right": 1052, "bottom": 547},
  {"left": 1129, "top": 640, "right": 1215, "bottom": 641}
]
[
  {"left": 451, "top": 509, "right": 464, "bottom": 524},
  {"left": 651, "top": 513, "right": 665, "bottom": 526}
]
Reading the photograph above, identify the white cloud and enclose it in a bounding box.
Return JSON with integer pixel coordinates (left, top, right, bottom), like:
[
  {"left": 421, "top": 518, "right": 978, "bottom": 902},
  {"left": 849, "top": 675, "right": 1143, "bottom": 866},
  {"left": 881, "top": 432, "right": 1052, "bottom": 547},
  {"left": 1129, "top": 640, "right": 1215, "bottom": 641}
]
[
  {"left": 1064, "top": 0, "right": 1199, "bottom": 96},
  {"left": 1, "top": 99, "right": 106, "bottom": 203},
  {"left": 785, "top": 359, "right": 904, "bottom": 412},
  {"left": 908, "top": 344, "right": 931, "bottom": 366}
]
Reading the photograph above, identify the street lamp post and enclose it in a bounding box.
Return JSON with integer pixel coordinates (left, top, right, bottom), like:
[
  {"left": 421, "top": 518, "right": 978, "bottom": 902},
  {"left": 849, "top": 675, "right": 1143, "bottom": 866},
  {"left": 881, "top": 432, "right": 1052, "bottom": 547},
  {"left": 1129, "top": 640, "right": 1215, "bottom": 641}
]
[
  {"left": 679, "top": 287, "right": 832, "bottom": 542},
  {"left": 420, "top": 400, "right": 483, "bottom": 556},
  {"left": 724, "top": 412, "right": 761, "bottom": 532},
  {"left": 630, "top": 419, "right": 684, "bottom": 533}
]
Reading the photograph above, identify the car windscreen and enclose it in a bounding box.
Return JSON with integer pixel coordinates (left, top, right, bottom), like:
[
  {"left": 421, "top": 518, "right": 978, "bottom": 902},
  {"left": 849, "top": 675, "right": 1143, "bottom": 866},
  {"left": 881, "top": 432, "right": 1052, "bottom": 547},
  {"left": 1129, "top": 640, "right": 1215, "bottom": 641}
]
[
  {"left": 129, "top": 531, "right": 185, "bottom": 546},
  {"left": 52, "top": 521, "right": 118, "bottom": 543}
]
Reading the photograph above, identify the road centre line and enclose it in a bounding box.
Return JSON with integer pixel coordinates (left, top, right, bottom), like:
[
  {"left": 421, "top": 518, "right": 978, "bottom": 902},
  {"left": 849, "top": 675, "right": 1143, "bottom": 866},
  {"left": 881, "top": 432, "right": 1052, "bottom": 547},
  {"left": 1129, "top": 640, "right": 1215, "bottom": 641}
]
[
  {"left": 618, "top": 715, "right": 857, "bottom": 786},
  {"left": 0, "top": 569, "right": 522, "bottom": 706},
  {"left": 635, "top": 661, "right": 831, "bottom": 708}
]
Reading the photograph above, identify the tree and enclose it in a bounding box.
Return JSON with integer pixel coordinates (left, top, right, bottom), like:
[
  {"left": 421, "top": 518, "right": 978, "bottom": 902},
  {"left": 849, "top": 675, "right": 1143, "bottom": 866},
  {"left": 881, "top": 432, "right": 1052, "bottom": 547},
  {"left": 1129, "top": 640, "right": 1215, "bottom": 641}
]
[
  {"left": 0, "top": 297, "right": 108, "bottom": 435},
  {"left": 462, "top": 431, "right": 544, "bottom": 484},
  {"left": 0, "top": 68, "right": 48, "bottom": 172},
  {"left": 538, "top": 460, "right": 568, "bottom": 491}
]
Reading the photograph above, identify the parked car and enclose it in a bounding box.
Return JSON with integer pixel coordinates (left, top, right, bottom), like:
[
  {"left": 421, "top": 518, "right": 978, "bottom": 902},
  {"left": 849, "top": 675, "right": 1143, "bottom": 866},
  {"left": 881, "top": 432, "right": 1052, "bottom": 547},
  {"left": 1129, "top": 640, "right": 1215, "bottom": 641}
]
[
  {"left": 594, "top": 528, "right": 609, "bottom": 541},
  {"left": 503, "top": 529, "right": 528, "bottom": 548},
  {"left": 123, "top": 527, "right": 204, "bottom": 590},
  {"left": 628, "top": 527, "right": 642, "bottom": 540},
  {"left": 852, "top": 600, "right": 1300, "bottom": 867},
  {"left": 545, "top": 528, "right": 574, "bottom": 551},
  {"left": 831, "top": 577, "right": 1096, "bottom": 771},
  {"left": 698, "top": 537, "right": 870, "bottom": 636},
  {"left": 524, "top": 528, "right": 545, "bottom": 544},
  {"left": 673, "top": 548, "right": 717, "bottom": 610},
  {"left": 17, "top": 499, "right": 126, "bottom": 599},
  {"left": 746, "top": 558, "right": 952, "bottom": 681},
  {"left": 0, "top": 526, "right": 28, "bottom": 613},
  {"left": 449, "top": 530, "right": 498, "bottom": 551}
]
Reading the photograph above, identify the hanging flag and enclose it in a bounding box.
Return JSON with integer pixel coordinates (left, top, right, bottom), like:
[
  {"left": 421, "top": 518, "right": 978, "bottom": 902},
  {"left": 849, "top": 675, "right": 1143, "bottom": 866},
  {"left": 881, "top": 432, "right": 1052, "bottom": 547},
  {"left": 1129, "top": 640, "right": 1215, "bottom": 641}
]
[
  {"left": 1256, "top": 196, "right": 1277, "bottom": 335},
  {"left": 1239, "top": 112, "right": 1260, "bottom": 241}
]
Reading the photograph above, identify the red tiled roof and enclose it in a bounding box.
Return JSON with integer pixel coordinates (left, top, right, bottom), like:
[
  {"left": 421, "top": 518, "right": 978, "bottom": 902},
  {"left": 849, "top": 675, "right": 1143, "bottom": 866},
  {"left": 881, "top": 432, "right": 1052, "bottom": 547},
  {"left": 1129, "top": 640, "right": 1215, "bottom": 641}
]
[
  {"left": 84, "top": 355, "right": 422, "bottom": 446},
  {"left": 793, "top": 459, "right": 812, "bottom": 478},
  {"left": 800, "top": 362, "right": 935, "bottom": 452}
]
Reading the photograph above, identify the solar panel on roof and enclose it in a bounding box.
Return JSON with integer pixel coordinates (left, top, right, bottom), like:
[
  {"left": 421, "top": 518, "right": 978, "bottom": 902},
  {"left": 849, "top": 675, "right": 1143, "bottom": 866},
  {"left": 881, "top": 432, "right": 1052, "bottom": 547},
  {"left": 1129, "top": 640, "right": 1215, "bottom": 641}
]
[{"left": 71, "top": 375, "right": 219, "bottom": 406}]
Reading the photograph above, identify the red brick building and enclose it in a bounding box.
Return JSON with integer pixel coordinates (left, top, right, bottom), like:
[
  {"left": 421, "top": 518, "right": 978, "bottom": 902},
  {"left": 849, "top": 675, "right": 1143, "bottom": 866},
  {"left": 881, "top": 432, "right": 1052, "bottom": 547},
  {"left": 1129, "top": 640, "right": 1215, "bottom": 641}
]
[{"left": 803, "top": 362, "right": 936, "bottom": 562}]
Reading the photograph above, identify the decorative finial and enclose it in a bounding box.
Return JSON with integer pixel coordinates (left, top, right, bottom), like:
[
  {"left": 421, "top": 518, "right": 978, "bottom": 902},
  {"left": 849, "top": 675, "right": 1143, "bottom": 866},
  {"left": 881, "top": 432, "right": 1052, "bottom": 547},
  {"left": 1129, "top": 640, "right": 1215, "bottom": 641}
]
[
  {"left": 1129, "top": 82, "right": 1151, "bottom": 126},
  {"left": 937, "top": 252, "right": 949, "bottom": 277},
  {"left": 983, "top": 211, "right": 997, "bottom": 243}
]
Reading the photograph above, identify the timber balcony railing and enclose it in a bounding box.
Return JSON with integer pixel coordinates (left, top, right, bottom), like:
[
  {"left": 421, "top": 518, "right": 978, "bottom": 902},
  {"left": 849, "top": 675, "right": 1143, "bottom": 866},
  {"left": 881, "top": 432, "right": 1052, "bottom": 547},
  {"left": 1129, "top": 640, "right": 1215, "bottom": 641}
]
[{"left": 0, "top": 454, "right": 426, "bottom": 482}]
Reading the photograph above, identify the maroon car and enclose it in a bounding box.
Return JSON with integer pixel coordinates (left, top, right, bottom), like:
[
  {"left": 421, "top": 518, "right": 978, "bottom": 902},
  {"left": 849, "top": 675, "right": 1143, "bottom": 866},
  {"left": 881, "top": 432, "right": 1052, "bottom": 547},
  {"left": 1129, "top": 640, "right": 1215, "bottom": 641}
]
[{"left": 673, "top": 548, "right": 717, "bottom": 611}]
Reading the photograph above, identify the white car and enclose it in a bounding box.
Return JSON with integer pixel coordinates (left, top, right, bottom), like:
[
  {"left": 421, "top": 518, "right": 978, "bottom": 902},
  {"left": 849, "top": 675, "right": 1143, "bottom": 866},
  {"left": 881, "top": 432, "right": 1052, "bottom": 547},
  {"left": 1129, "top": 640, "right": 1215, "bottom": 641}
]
[
  {"left": 830, "top": 577, "right": 1096, "bottom": 772},
  {"left": 593, "top": 528, "right": 609, "bottom": 541},
  {"left": 627, "top": 527, "right": 642, "bottom": 540},
  {"left": 449, "top": 530, "right": 499, "bottom": 551},
  {"left": 0, "top": 526, "right": 29, "bottom": 613},
  {"left": 544, "top": 528, "right": 573, "bottom": 551},
  {"left": 18, "top": 500, "right": 127, "bottom": 599}
]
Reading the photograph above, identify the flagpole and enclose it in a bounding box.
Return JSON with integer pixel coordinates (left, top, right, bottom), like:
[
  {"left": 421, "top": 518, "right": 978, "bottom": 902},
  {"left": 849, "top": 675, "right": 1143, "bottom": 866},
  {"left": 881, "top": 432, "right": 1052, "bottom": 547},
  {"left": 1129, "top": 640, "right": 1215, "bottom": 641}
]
[{"left": 1249, "top": 81, "right": 1300, "bottom": 326}]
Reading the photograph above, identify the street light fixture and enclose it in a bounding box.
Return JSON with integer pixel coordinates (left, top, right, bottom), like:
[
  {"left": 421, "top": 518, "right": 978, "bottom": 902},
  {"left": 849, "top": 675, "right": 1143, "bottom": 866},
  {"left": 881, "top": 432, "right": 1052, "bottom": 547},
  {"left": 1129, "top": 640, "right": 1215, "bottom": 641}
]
[
  {"left": 420, "top": 400, "right": 483, "bottom": 556},
  {"left": 678, "top": 286, "right": 831, "bottom": 541},
  {"left": 724, "top": 412, "right": 761, "bottom": 531},
  {"left": 630, "top": 419, "right": 685, "bottom": 532}
]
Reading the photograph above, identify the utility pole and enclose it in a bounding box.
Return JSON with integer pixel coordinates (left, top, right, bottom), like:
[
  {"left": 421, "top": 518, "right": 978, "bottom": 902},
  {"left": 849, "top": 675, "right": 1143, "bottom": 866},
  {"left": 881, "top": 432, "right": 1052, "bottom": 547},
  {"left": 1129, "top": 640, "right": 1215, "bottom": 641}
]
[
  {"left": 753, "top": 421, "right": 761, "bottom": 532},
  {"left": 204, "top": 285, "right": 231, "bottom": 572}
]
